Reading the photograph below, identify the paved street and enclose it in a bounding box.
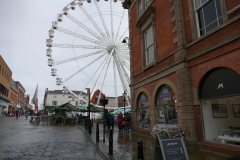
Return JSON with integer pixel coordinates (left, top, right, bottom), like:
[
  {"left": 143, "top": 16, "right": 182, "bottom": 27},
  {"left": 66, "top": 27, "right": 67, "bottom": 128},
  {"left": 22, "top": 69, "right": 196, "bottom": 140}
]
[{"left": 0, "top": 116, "right": 105, "bottom": 160}]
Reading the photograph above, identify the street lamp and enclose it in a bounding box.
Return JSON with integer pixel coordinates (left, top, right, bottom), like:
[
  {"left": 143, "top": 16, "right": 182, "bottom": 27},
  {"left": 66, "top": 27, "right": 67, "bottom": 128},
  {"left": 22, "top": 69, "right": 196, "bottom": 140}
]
[
  {"left": 122, "top": 90, "right": 127, "bottom": 117},
  {"left": 100, "top": 95, "right": 108, "bottom": 141},
  {"left": 85, "top": 88, "right": 91, "bottom": 134}
]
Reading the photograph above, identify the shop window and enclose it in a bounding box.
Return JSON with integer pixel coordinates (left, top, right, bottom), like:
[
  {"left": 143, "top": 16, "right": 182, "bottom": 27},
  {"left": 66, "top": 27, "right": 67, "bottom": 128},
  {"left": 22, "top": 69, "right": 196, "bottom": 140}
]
[
  {"left": 156, "top": 85, "right": 177, "bottom": 124},
  {"left": 195, "top": 0, "right": 223, "bottom": 36},
  {"left": 138, "top": 92, "right": 151, "bottom": 129},
  {"left": 201, "top": 96, "right": 240, "bottom": 145}
]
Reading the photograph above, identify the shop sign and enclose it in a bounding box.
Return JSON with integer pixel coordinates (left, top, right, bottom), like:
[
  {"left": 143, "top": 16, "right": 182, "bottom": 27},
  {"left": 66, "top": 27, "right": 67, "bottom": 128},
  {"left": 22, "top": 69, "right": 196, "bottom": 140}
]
[
  {"left": 200, "top": 68, "right": 240, "bottom": 99},
  {"left": 160, "top": 88, "right": 172, "bottom": 100}
]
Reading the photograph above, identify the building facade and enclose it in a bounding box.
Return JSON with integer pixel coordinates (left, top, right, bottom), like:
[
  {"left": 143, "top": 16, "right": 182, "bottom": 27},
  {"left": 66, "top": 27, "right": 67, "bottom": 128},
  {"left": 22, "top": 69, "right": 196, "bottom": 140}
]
[
  {"left": 16, "top": 81, "right": 26, "bottom": 115},
  {"left": 123, "top": 0, "right": 240, "bottom": 155},
  {"left": 44, "top": 89, "right": 87, "bottom": 109},
  {"left": 0, "top": 55, "right": 12, "bottom": 115},
  {"left": 9, "top": 79, "right": 18, "bottom": 112}
]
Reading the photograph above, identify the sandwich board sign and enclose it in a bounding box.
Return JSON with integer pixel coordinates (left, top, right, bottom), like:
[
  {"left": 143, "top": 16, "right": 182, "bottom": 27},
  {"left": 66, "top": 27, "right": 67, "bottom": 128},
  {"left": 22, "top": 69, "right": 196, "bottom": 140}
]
[{"left": 154, "top": 134, "right": 189, "bottom": 160}]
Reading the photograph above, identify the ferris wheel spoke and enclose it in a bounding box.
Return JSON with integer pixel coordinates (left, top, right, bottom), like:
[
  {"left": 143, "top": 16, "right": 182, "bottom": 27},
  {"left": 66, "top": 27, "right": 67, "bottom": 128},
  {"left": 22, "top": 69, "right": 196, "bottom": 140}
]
[
  {"left": 113, "top": 58, "right": 118, "bottom": 107},
  {"left": 90, "top": 48, "right": 115, "bottom": 98},
  {"left": 52, "top": 44, "right": 103, "bottom": 49},
  {"left": 53, "top": 50, "right": 104, "bottom": 66},
  {"left": 113, "top": 53, "right": 130, "bottom": 95},
  {"left": 94, "top": 0, "right": 111, "bottom": 40},
  {"left": 66, "top": 14, "right": 104, "bottom": 42},
  {"left": 63, "top": 52, "right": 106, "bottom": 83},
  {"left": 78, "top": 4, "right": 109, "bottom": 42},
  {"left": 96, "top": 55, "right": 112, "bottom": 106},
  {"left": 77, "top": 55, "right": 108, "bottom": 98},
  {"left": 115, "top": 50, "right": 130, "bottom": 85},
  {"left": 110, "top": 0, "right": 114, "bottom": 43},
  {"left": 116, "top": 27, "right": 129, "bottom": 44},
  {"left": 115, "top": 9, "right": 125, "bottom": 43},
  {"left": 57, "top": 27, "right": 104, "bottom": 45}
]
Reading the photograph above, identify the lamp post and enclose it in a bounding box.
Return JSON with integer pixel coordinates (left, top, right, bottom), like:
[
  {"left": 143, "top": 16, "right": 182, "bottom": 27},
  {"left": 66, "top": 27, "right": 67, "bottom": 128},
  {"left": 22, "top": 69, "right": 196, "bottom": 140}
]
[
  {"left": 85, "top": 88, "right": 91, "bottom": 134},
  {"left": 100, "top": 95, "right": 108, "bottom": 141},
  {"left": 122, "top": 90, "right": 127, "bottom": 117}
]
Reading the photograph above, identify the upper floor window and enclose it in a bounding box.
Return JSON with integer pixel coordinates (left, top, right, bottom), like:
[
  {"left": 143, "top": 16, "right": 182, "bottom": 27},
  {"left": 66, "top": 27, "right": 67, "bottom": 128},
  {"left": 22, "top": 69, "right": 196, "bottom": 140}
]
[
  {"left": 195, "top": 0, "right": 223, "bottom": 36},
  {"left": 138, "top": 0, "right": 152, "bottom": 17},
  {"left": 144, "top": 26, "right": 154, "bottom": 65},
  {"left": 52, "top": 101, "right": 58, "bottom": 106}
]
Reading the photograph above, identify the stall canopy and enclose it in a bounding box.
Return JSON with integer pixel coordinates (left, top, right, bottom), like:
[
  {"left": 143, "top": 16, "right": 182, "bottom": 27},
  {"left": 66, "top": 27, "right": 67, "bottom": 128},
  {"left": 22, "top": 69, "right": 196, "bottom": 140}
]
[
  {"left": 44, "top": 106, "right": 56, "bottom": 112},
  {"left": 54, "top": 102, "right": 78, "bottom": 111},
  {"left": 112, "top": 108, "right": 124, "bottom": 115},
  {"left": 78, "top": 104, "right": 102, "bottom": 112}
]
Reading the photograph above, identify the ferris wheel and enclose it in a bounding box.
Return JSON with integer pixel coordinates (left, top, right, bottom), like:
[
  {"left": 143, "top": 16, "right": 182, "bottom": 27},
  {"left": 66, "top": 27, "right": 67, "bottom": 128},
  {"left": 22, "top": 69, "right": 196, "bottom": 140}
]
[{"left": 46, "top": 0, "right": 130, "bottom": 107}]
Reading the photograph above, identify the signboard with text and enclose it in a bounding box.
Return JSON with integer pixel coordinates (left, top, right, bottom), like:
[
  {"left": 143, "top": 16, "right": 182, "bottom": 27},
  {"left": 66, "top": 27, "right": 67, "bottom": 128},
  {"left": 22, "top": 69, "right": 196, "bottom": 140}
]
[{"left": 156, "top": 135, "right": 189, "bottom": 160}]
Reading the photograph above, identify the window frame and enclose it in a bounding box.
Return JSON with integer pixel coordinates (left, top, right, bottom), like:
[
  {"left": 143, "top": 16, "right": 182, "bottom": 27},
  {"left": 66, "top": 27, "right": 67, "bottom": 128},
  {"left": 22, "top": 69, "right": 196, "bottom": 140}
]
[
  {"left": 136, "top": 7, "right": 156, "bottom": 68},
  {"left": 144, "top": 26, "right": 154, "bottom": 65},
  {"left": 193, "top": 0, "right": 227, "bottom": 37},
  {"left": 52, "top": 101, "right": 58, "bottom": 106}
]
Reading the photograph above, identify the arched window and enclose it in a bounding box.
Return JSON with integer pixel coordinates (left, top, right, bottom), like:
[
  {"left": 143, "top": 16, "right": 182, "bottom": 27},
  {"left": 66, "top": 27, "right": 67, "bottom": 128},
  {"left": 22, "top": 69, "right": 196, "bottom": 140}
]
[
  {"left": 138, "top": 92, "right": 151, "bottom": 129},
  {"left": 156, "top": 85, "right": 177, "bottom": 124}
]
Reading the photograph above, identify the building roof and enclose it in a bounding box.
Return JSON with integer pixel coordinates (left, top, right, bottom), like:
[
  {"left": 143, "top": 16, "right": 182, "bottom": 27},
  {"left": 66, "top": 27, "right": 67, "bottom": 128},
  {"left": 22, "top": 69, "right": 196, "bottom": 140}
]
[
  {"left": 48, "top": 90, "right": 87, "bottom": 95},
  {"left": 11, "top": 78, "right": 18, "bottom": 92},
  {"left": 15, "top": 81, "right": 26, "bottom": 92}
]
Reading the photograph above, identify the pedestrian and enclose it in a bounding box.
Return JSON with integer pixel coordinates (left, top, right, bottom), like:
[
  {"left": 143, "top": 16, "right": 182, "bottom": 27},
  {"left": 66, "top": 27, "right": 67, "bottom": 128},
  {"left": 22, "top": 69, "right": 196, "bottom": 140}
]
[
  {"left": 117, "top": 112, "right": 124, "bottom": 132},
  {"left": 16, "top": 110, "right": 19, "bottom": 120},
  {"left": 110, "top": 114, "right": 115, "bottom": 129},
  {"left": 105, "top": 112, "right": 111, "bottom": 130},
  {"left": 25, "top": 111, "right": 28, "bottom": 120},
  {"left": 123, "top": 113, "right": 131, "bottom": 133}
]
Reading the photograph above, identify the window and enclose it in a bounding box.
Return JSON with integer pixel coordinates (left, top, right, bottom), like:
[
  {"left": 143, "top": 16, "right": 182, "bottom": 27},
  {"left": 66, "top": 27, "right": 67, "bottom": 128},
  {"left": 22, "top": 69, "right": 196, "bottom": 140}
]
[
  {"left": 138, "top": 92, "right": 151, "bottom": 129},
  {"left": 144, "top": 26, "right": 154, "bottom": 65},
  {"left": 195, "top": 0, "right": 223, "bottom": 36},
  {"left": 52, "top": 101, "right": 58, "bottom": 106},
  {"left": 156, "top": 85, "right": 177, "bottom": 124},
  {"left": 138, "top": 0, "right": 152, "bottom": 17}
]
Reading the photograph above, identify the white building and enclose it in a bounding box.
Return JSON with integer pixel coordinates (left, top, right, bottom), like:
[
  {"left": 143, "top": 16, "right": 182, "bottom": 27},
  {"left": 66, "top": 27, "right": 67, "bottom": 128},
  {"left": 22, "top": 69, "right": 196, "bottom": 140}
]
[{"left": 43, "top": 88, "right": 87, "bottom": 109}]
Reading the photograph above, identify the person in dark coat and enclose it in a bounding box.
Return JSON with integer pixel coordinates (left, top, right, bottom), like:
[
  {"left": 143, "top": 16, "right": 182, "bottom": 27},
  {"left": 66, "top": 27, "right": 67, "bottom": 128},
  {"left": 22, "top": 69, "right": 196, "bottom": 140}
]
[
  {"left": 105, "top": 113, "right": 111, "bottom": 129},
  {"left": 110, "top": 114, "right": 115, "bottom": 129},
  {"left": 117, "top": 112, "right": 124, "bottom": 132},
  {"left": 123, "top": 113, "right": 131, "bottom": 132}
]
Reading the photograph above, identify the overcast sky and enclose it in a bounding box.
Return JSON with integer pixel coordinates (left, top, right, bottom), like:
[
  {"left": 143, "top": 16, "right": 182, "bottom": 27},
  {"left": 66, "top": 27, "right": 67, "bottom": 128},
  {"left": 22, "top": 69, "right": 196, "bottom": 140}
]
[{"left": 0, "top": 0, "right": 129, "bottom": 109}]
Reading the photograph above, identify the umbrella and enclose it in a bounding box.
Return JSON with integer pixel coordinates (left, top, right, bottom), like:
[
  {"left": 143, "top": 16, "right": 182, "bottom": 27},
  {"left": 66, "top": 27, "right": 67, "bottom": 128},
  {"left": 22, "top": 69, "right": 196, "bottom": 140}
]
[{"left": 112, "top": 109, "right": 124, "bottom": 115}]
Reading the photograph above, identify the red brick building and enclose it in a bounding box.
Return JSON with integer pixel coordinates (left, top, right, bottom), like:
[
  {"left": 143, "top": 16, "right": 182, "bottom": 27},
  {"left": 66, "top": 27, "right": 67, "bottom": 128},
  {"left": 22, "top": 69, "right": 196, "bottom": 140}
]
[
  {"left": 16, "top": 81, "right": 26, "bottom": 115},
  {"left": 123, "top": 0, "right": 240, "bottom": 155}
]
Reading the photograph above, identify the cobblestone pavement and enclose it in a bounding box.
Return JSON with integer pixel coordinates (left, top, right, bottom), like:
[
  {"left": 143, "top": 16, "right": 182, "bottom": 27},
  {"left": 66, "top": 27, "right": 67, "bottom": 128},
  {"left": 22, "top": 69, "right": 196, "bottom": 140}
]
[{"left": 0, "top": 116, "right": 105, "bottom": 160}]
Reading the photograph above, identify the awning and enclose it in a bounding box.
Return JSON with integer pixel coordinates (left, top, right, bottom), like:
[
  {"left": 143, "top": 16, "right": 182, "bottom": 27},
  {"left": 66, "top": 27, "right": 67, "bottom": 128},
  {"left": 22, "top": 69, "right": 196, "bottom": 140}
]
[
  {"left": 44, "top": 106, "right": 56, "bottom": 112},
  {"left": 53, "top": 102, "right": 78, "bottom": 111},
  {"left": 78, "top": 104, "right": 102, "bottom": 112},
  {"left": 0, "top": 96, "right": 10, "bottom": 107}
]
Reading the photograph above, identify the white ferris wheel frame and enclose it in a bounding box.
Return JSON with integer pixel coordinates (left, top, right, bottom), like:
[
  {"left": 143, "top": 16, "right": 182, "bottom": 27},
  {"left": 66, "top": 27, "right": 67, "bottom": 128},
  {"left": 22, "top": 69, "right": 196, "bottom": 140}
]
[{"left": 46, "top": 0, "right": 130, "bottom": 107}]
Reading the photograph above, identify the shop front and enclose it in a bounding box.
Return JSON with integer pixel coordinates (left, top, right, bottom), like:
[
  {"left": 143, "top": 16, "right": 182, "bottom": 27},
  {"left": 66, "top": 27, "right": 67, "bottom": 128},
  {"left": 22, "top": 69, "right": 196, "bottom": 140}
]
[
  {"left": 0, "top": 96, "right": 11, "bottom": 115},
  {"left": 199, "top": 68, "right": 240, "bottom": 151}
]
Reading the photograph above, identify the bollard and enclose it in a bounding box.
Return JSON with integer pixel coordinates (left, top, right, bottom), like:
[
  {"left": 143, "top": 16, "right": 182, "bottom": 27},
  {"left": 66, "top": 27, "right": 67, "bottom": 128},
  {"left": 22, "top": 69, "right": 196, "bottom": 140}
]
[
  {"left": 138, "top": 140, "right": 144, "bottom": 160},
  {"left": 85, "top": 120, "right": 87, "bottom": 130},
  {"left": 96, "top": 123, "right": 99, "bottom": 142},
  {"left": 109, "top": 129, "right": 113, "bottom": 155},
  {"left": 88, "top": 119, "right": 92, "bottom": 134}
]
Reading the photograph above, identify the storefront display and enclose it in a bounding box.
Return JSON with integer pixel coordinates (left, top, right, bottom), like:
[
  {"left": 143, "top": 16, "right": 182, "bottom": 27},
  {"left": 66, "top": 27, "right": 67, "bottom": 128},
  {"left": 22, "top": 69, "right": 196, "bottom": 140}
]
[
  {"left": 218, "top": 129, "right": 240, "bottom": 144},
  {"left": 138, "top": 92, "right": 151, "bottom": 129},
  {"left": 156, "top": 85, "right": 177, "bottom": 124}
]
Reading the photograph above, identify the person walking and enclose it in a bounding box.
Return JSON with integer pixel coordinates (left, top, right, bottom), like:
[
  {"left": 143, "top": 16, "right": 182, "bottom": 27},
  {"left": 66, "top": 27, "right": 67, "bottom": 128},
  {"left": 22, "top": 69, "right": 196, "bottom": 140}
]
[
  {"left": 123, "top": 113, "right": 131, "bottom": 133},
  {"left": 110, "top": 114, "right": 115, "bottom": 129},
  {"left": 16, "top": 110, "right": 19, "bottom": 120},
  {"left": 25, "top": 111, "right": 28, "bottom": 120},
  {"left": 117, "top": 112, "right": 124, "bottom": 132}
]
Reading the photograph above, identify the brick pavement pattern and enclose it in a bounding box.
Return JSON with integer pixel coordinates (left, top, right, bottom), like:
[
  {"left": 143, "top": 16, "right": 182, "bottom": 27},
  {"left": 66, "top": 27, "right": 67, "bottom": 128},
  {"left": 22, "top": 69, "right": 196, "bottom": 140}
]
[{"left": 0, "top": 116, "right": 105, "bottom": 160}]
